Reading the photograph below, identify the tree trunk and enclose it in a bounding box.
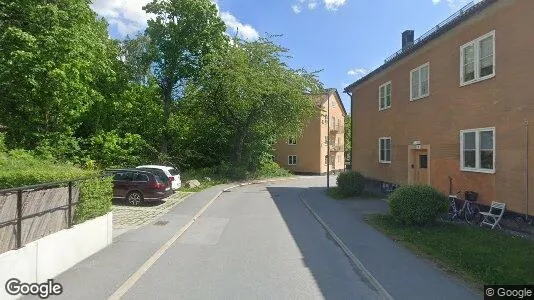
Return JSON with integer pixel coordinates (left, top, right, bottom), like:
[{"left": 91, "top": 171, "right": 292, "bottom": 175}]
[
  {"left": 231, "top": 129, "right": 246, "bottom": 166},
  {"left": 160, "top": 87, "right": 172, "bottom": 155}
]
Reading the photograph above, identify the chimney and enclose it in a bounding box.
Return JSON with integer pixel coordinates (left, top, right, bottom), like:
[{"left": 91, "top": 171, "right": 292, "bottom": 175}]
[{"left": 402, "top": 30, "right": 414, "bottom": 49}]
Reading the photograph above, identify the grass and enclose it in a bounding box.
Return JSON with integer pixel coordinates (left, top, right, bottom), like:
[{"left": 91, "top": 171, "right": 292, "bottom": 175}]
[
  {"left": 326, "top": 187, "right": 384, "bottom": 200},
  {"left": 367, "top": 214, "right": 534, "bottom": 288}
]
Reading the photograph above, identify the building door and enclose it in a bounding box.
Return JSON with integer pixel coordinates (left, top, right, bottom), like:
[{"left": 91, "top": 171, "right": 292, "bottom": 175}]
[{"left": 411, "top": 149, "right": 429, "bottom": 185}]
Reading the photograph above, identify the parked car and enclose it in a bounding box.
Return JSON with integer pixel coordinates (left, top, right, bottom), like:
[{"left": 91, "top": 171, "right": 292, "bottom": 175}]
[
  {"left": 136, "top": 165, "right": 181, "bottom": 191},
  {"left": 107, "top": 169, "right": 173, "bottom": 206}
]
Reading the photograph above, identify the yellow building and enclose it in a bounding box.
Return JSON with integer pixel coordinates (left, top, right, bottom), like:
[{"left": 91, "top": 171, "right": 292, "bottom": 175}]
[{"left": 275, "top": 89, "right": 347, "bottom": 174}]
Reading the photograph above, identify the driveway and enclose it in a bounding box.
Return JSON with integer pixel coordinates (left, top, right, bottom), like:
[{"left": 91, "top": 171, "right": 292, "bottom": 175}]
[{"left": 38, "top": 177, "right": 479, "bottom": 299}]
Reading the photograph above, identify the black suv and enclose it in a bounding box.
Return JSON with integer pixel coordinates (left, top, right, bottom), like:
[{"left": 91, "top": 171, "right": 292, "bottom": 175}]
[{"left": 107, "top": 169, "right": 172, "bottom": 205}]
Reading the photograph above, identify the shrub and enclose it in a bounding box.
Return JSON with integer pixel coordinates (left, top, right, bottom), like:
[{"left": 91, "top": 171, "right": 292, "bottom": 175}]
[
  {"left": 0, "top": 149, "right": 95, "bottom": 189},
  {"left": 388, "top": 185, "right": 448, "bottom": 226},
  {"left": 336, "top": 170, "right": 365, "bottom": 197},
  {"left": 74, "top": 176, "right": 113, "bottom": 224}
]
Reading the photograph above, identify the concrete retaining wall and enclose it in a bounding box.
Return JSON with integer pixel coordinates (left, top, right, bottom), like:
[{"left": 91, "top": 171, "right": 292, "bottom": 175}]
[{"left": 0, "top": 212, "right": 112, "bottom": 299}]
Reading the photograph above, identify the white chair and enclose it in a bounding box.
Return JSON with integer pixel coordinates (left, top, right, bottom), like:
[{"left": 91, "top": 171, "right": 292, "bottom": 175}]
[{"left": 479, "top": 201, "right": 506, "bottom": 229}]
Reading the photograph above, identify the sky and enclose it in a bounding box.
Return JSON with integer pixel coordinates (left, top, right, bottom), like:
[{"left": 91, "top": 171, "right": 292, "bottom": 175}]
[{"left": 90, "top": 0, "right": 478, "bottom": 112}]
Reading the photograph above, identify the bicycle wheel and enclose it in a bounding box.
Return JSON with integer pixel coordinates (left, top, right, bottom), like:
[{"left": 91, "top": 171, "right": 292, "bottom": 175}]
[
  {"left": 465, "top": 203, "right": 482, "bottom": 225},
  {"left": 441, "top": 200, "right": 456, "bottom": 222}
]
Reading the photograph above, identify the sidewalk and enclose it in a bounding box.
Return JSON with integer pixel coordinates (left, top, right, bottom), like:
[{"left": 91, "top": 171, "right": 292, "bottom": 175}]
[
  {"left": 45, "top": 184, "right": 234, "bottom": 300},
  {"left": 301, "top": 187, "right": 481, "bottom": 300}
]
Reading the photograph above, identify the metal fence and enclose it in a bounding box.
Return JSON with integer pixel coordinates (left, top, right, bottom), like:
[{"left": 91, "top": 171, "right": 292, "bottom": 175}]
[{"left": 0, "top": 177, "right": 97, "bottom": 253}]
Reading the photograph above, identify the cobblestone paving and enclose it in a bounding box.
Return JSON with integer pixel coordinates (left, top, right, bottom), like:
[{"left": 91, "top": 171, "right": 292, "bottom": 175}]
[{"left": 112, "top": 192, "right": 192, "bottom": 230}]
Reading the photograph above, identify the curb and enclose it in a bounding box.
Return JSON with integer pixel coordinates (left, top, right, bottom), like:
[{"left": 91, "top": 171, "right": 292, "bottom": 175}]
[{"left": 298, "top": 190, "right": 394, "bottom": 300}]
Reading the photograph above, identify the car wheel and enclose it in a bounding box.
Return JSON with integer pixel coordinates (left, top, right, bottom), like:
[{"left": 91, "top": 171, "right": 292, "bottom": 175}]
[{"left": 127, "top": 191, "right": 143, "bottom": 206}]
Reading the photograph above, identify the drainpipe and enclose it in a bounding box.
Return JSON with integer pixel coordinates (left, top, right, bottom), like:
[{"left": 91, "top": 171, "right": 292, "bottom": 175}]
[
  {"left": 525, "top": 120, "right": 529, "bottom": 218},
  {"left": 327, "top": 94, "right": 330, "bottom": 189},
  {"left": 344, "top": 90, "right": 353, "bottom": 171}
]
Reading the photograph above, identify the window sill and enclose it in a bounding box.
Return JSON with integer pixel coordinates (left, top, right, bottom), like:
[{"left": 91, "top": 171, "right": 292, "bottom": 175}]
[
  {"left": 460, "top": 73, "right": 495, "bottom": 87},
  {"left": 379, "top": 161, "right": 391, "bottom": 164},
  {"left": 410, "top": 94, "right": 429, "bottom": 101},
  {"left": 460, "top": 167, "right": 495, "bottom": 174},
  {"left": 379, "top": 106, "right": 391, "bottom": 111}
]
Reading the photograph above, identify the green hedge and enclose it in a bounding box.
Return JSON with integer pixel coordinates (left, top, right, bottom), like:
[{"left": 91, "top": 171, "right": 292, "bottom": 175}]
[
  {"left": 336, "top": 170, "right": 365, "bottom": 197},
  {"left": 388, "top": 185, "right": 448, "bottom": 226},
  {"left": 75, "top": 176, "right": 113, "bottom": 224},
  {"left": 0, "top": 149, "right": 94, "bottom": 189}
]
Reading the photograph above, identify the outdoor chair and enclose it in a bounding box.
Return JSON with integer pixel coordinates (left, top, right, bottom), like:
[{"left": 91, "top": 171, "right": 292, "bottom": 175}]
[{"left": 479, "top": 201, "right": 506, "bottom": 229}]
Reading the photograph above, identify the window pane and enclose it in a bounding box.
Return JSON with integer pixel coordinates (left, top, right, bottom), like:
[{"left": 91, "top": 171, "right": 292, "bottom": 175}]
[
  {"left": 480, "top": 150, "right": 493, "bottom": 169},
  {"left": 463, "top": 45, "right": 475, "bottom": 82},
  {"left": 480, "top": 56, "right": 493, "bottom": 77},
  {"left": 463, "top": 132, "right": 476, "bottom": 150},
  {"left": 380, "top": 139, "right": 385, "bottom": 161},
  {"left": 420, "top": 66, "right": 429, "bottom": 96},
  {"left": 480, "top": 130, "right": 494, "bottom": 150},
  {"left": 386, "top": 84, "right": 391, "bottom": 107},
  {"left": 411, "top": 70, "right": 420, "bottom": 99},
  {"left": 463, "top": 150, "right": 476, "bottom": 168},
  {"left": 385, "top": 149, "right": 391, "bottom": 162},
  {"left": 464, "top": 62, "right": 475, "bottom": 82},
  {"left": 385, "top": 138, "right": 391, "bottom": 151},
  {"left": 479, "top": 36, "right": 493, "bottom": 58}
]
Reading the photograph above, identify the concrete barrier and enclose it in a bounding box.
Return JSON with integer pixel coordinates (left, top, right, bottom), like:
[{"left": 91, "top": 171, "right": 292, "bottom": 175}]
[{"left": 0, "top": 212, "right": 113, "bottom": 299}]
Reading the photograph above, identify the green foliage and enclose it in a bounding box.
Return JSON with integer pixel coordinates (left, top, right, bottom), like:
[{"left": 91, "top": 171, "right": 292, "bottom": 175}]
[
  {"left": 189, "top": 37, "right": 322, "bottom": 168},
  {"left": 0, "top": 133, "right": 6, "bottom": 153},
  {"left": 87, "top": 131, "right": 152, "bottom": 169},
  {"left": 74, "top": 176, "right": 113, "bottom": 224},
  {"left": 0, "top": 149, "right": 94, "bottom": 189},
  {"left": 369, "top": 214, "right": 534, "bottom": 285},
  {"left": 336, "top": 170, "right": 365, "bottom": 197},
  {"left": 388, "top": 185, "right": 448, "bottom": 226},
  {"left": 0, "top": 0, "right": 120, "bottom": 150}
]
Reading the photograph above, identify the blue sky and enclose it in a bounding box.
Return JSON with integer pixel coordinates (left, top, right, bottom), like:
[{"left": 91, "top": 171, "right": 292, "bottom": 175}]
[{"left": 91, "top": 0, "right": 476, "bottom": 112}]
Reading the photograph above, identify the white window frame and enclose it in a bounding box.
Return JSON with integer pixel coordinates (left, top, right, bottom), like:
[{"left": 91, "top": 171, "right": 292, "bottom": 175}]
[
  {"left": 378, "top": 81, "right": 391, "bottom": 111},
  {"left": 460, "top": 127, "right": 495, "bottom": 173},
  {"left": 460, "top": 30, "right": 496, "bottom": 86},
  {"left": 288, "top": 155, "right": 297, "bottom": 165},
  {"left": 410, "top": 62, "right": 430, "bottom": 101},
  {"left": 287, "top": 138, "right": 297, "bottom": 145},
  {"left": 378, "top": 137, "right": 391, "bottom": 164}
]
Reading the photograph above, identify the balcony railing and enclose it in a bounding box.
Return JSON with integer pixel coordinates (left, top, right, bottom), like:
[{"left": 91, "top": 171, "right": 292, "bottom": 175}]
[
  {"left": 329, "top": 124, "right": 342, "bottom": 133},
  {"left": 330, "top": 144, "right": 344, "bottom": 152}
]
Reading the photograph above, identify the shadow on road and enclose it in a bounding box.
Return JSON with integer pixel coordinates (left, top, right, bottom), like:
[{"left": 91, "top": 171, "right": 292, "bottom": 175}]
[{"left": 265, "top": 185, "right": 380, "bottom": 299}]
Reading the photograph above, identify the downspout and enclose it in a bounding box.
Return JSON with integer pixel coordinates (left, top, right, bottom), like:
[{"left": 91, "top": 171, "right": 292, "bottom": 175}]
[
  {"left": 327, "top": 94, "right": 330, "bottom": 188},
  {"left": 525, "top": 120, "right": 529, "bottom": 219},
  {"left": 344, "top": 90, "right": 353, "bottom": 170}
]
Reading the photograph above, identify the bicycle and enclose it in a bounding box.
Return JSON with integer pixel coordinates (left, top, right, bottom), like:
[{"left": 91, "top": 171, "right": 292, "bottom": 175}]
[{"left": 441, "top": 191, "right": 483, "bottom": 225}]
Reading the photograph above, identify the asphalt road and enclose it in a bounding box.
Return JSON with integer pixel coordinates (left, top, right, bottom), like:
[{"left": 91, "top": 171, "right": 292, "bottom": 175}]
[{"left": 33, "top": 176, "right": 479, "bottom": 300}]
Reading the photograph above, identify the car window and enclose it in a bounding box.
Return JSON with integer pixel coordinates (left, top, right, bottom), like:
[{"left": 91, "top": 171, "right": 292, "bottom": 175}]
[
  {"left": 169, "top": 168, "right": 180, "bottom": 175},
  {"left": 134, "top": 173, "right": 149, "bottom": 182},
  {"left": 114, "top": 172, "right": 133, "bottom": 181},
  {"left": 142, "top": 168, "right": 168, "bottom": 181}
]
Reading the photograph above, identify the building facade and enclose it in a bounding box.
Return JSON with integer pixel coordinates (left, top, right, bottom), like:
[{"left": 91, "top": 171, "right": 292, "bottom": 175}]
[
  {"left": 345, "top": 0, "right": 534, "bottom": 215},
  {"left": 275, "top": 89, "right": 347, "bottom": 174}
]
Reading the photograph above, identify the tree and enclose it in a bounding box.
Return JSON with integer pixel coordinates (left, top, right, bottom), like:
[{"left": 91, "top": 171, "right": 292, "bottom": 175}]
[
  {"left": 190, "top": 37, "right": 322, "bottom": 167},
  {"left": 142, "top": 0, "right": 228, "bottom": 154},
  {"left": 344, "top": 114, "right": 352, "bottom": 164},
  {"left": 0, "top": 0, "right": 119, "bottom": 157}
]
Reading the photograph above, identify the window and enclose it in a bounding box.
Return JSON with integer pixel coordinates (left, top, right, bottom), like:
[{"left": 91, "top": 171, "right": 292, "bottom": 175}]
[
  {"left": 324, "top": 136, "right": 328, "bottom": 145},
  {"left": 288, "top": 155, "right": 297, "bottom": 165},
  {"left": 379, "top": 82, "right": 391, "bottom": 110},
  {"left": 410, "top": 63, "right": 429, "bottom": 100},
  {"left": 460, "top": 128, "right": 495, "bottom": 173},
  {"left": 134, "top": 173, "right": 149, "bottom": 182},
  {"left": 324, "top": 155, "right": 328, "bottom": 165},
  {"left": 379, "top": 137, "right": 391, "bottom": 163},
  {"left": 287, "top": 138, "right": 297, "bottom": 145},
  {"left": 460, "top": 31, "right": 495, "bottom": 85}
]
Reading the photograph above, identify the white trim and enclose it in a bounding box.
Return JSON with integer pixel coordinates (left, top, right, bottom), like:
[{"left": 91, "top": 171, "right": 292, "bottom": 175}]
[
  {"left": 378, "top": 136, "right": 392, "bottom": 164},
  {"left": 410, "top": 62, "right": 430, "bottom": 101},
  {"left": 378, "top": 81, "right": 392, "bottom": 111},
  {"left": 460, "top": 30, "right": 496, "bottom": 86},
  {"left": 288, "top": 155, "right": 297, "bottom": 165},
  {"left": 459, "top": 127, "right": 496, "bottom": 173}
]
